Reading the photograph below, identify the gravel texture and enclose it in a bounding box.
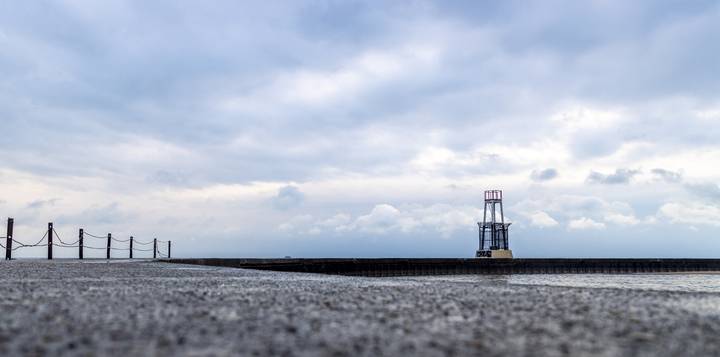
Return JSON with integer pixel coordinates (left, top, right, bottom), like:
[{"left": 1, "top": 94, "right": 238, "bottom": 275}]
[{"left": 0, "top": 260, "right": 719, "bottom": 356}]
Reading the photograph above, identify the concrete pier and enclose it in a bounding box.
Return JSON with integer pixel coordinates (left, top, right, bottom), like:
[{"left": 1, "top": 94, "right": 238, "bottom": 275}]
[
  {"left": 165, "top": 258, "right": 720, "bottom": 276},
  {"left": 2, "top": 260, "right": 720, "bottom": 356}
]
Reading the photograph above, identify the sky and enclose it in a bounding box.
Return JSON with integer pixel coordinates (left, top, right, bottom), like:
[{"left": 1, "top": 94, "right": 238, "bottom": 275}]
[{"left": 1, "top": 0, "right": 719, "bottom": 258}]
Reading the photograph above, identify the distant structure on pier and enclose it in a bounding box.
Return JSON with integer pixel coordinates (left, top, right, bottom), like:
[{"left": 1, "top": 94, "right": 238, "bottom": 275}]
[{"left": 476, "top": 190, "right": 513, "bottom": 259}]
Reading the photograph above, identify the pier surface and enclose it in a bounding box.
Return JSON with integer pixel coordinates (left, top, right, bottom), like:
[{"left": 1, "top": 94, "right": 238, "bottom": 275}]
[{"left": 1, "top": 260, "right": 719, "bottom": 356}]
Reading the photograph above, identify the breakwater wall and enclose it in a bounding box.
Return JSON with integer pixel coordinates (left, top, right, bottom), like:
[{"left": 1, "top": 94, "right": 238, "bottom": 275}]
[{"left": 163, "top": 258, "right": 720, "bottom": 276}]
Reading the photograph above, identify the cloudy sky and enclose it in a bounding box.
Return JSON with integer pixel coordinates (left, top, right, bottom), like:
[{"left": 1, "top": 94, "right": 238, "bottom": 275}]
[{"left": 1, "top": 0, "right": 719, "bottom": 258}]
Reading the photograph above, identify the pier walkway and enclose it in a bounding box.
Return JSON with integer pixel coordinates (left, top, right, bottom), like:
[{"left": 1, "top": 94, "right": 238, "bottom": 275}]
[{"left": 0, "top": 260, "right": 719, "bottom": 356}]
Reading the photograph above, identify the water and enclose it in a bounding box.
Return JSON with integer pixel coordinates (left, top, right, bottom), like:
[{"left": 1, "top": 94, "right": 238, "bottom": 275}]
[
  {"left": 419, "top": 273, "right": 720, "bottom": 293},
  {"left": 509, "top": 273, "right": 720, "bottom": 293}
]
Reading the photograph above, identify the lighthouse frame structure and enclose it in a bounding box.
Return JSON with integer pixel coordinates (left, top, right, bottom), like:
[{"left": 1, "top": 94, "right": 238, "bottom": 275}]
[{"left": 476, "top": 190, "right": 513, "bottom": 258}]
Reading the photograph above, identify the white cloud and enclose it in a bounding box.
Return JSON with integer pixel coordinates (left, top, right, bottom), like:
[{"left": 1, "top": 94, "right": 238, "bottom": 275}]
[
  {"left": 277, "top": 214, "right": 314, "bottom": 233},
  {"left": 658, "top": 202, "right": 720, "bottom": 227},
  {"left": 513, "top": 195, "right": 607, "bottom": 216},
  {"left": 272, "top": 185, "right": 305, "bottom": 210},
  {"left": 221, "top": 44, "right": 442, "bottom": 112},
  {"left": 282, "top": 46, "right": 440, "bottom": 105},
  {"left": 527, "top": 211, "right": 559, "bottom": 228},
  {"left": 315, "top": 213, "right": 352, "bottom": 232},
  {"left": 550, "top": 105, "right": 627, "bottom": 132},
  {"left": 409, "top": 147, "right": 499, "bottom": 172},
  {"left": 567, "top": 217, "right": 606, "bottom": 230},
  {"left": 352, "top": 204, "right": 419, "bottom": 234},
  {"left": 603, "top": 212, "right": 641, "bottom": 226},
  {"left": 410, "top": 204, "right": 483, "bottom": 238},
  {"left": 513, "top": 195, "right": 656, "bottom": 229},
  {"left": 279, "top": 203, "right": 482, "bottom": 238}
]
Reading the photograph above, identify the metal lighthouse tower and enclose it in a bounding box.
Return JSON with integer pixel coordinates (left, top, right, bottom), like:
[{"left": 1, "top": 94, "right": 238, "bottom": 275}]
[{"left": 476, "top": 190, "right": 513, "bottom": 258}]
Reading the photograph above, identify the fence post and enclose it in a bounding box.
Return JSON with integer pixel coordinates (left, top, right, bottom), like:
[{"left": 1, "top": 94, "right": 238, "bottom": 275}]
[
  {"left": 79, "top": 229, "right": 84, "bottom": 260},
  {"left": 129, "top": 236, "right": 133, "bottom": 259},
  {"left": 168, "top": 241, "right": 171, "bottom": 259},
  {"left": 48, "top": 222, "right": 53, "bottom": 260},
  {"left": 106, "top": 233, "right": 111, "bottom": 260},
  {"left": 153, "top": 238, "right": 157, "bottom": 259},
  {"left": 5, "top": 218, "right": 13, "bottom": 260}
]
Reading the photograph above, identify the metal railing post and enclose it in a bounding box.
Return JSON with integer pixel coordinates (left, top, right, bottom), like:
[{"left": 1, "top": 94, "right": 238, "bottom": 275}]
[
  {"left": 168, "top": 241, "right": 171, "bottom": 259},
  {"left": 5, "top": 218, "right": 13, "bottom": 260},
  {"left": 48, "top": 222, "right": 53, "bottom": 260},
  {"left": 79, "top": 229, "right": 84, "bottom": 260},
  {"left": 129, "top": 236, "right": 133, "bottom": 259},
  {"left": 106, "top": 233, "right": 111, "bottom": 259},
  {"left": 153, "top": 238, "right": 157, "bottom": 259}
]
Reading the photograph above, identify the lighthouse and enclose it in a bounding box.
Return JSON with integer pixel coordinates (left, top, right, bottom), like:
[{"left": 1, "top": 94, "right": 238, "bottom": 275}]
[{"left": 476, "top": 190, "right": 513, "bottom": 258}]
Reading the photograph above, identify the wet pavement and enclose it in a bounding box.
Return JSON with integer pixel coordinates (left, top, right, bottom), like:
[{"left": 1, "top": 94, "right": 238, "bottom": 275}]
[{"left": 0, "top": 260, "right": 718, "bottom": 356}]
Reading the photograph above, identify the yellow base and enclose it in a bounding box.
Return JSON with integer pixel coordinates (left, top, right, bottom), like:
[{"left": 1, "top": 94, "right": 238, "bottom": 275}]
[
  {"left": 477, "top": 249, "right": 513, "bottom": 258},
  {"left": 491, "top": 249, "right": 513, "bottom": 259}
]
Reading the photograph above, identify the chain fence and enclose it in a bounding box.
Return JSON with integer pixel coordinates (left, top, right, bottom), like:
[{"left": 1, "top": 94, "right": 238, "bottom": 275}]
[{"left": 2, "top": 218, "right": 171, "bottom": 260}]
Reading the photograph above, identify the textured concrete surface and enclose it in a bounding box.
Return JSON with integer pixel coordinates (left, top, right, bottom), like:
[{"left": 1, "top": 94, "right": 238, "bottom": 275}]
[{"left": 0, "top": 260, "right": 719, "bottom": 356}]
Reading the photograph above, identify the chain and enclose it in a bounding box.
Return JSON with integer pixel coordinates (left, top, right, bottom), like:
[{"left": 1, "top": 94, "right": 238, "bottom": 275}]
[
  {"left": 84, "top": 232, "right": 108, "bottom": 239},
  {"left": 2, "top": 225, "right": 169, "bottom": 258},
  {"left": 52, "top": 228, "right": 80, "bottom": 246},
  {"left": 12, "top": 231, "right": 48, "bottom": 248}
]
